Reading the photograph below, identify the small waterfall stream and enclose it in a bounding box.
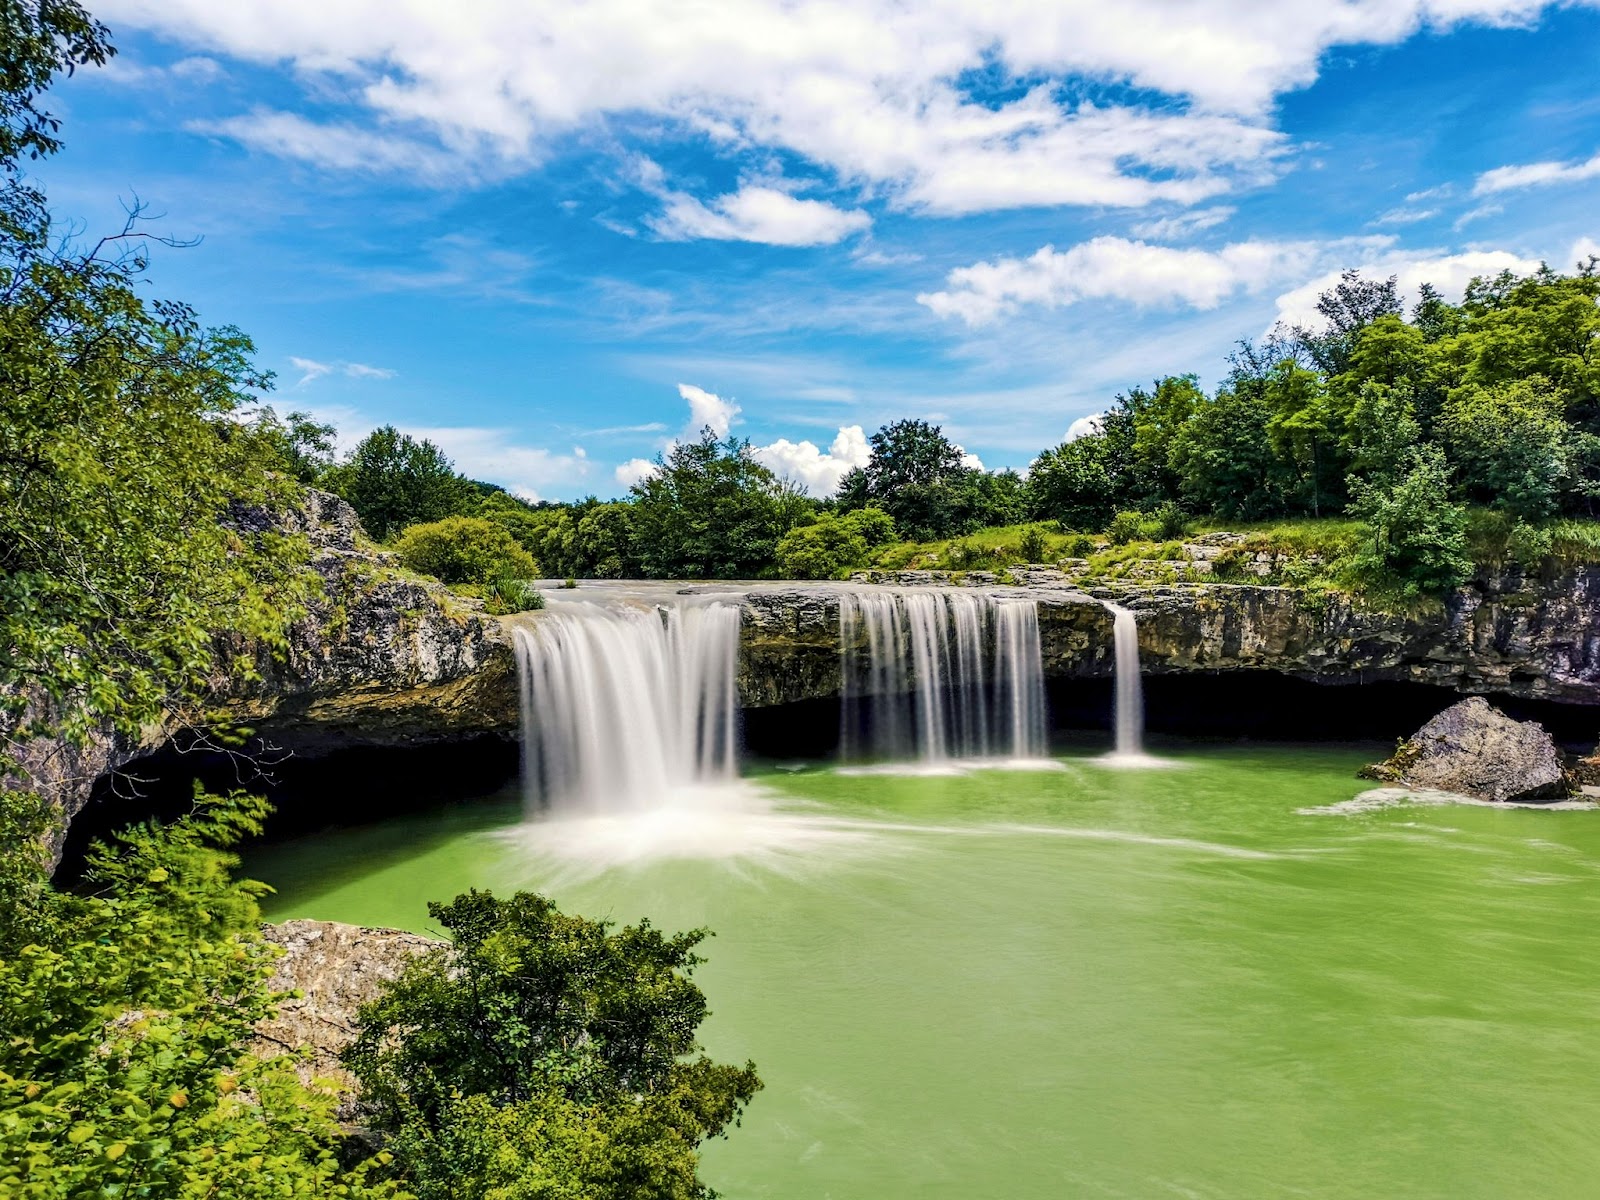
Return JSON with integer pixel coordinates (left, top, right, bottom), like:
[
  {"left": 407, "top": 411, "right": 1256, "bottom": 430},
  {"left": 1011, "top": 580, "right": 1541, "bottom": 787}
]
[
  {"left": 512, "top": 598, "right": 741, "bottom": 813},
  {"left": 839, "top": 590, "right": 1049, "bottom": 764},
  {"left": 1105, "top": 602, "right": 1147, "bottom": 761}
]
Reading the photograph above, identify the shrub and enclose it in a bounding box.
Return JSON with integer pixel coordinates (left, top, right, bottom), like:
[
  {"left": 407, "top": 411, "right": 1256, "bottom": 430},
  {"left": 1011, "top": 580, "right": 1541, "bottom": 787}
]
[
  {"left": 1106, "top": 510, "right": 1145, "bottom": 545},
  {"left": 1152, "top": 500, "right": 1188, "bottom": 540},
  {"left": 774, "top": 509, "right": 896, "bottom": 579},
  {"left": 395, "top": 516, "right": 538, "bottom": 584},
  {"left": 485, "top": 577, "right": 545, "bottom": 614},
  {"left": 1018, "top": 524, "right": 1050, "bottom": 563},
  {"left": 1506, "top": 521, "right": 1553, "bottom": 571},
  {"left": 1062, "top": 533, "right": 1096, "bottom": 559}
]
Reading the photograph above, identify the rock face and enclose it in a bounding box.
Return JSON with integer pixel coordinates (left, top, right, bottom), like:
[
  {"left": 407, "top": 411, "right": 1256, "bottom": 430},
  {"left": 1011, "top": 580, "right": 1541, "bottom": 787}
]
[
  {"left": 13, "top": 489, "right": 518, "bottom": 855},
  {"left": 735, "top": 571, "right": 1600, "bottom": 710},
  {"left": 256, "top": 919, "right": 441, "bottom": 1117},
  {"left": 1361, "top": 697, "right": 1571, "bottom": 803}
]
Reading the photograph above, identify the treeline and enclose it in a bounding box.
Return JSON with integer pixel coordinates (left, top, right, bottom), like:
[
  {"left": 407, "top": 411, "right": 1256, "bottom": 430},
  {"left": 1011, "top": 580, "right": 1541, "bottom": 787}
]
[{"left": 306, "top": 254, "right": 1600, "bottom": 595}]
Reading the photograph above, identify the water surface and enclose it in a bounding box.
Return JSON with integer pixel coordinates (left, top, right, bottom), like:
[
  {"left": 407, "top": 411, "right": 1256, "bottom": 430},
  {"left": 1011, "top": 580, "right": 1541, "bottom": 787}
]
[{"left": 246, "top": 744, "right": 1600, "bottom": 1199}]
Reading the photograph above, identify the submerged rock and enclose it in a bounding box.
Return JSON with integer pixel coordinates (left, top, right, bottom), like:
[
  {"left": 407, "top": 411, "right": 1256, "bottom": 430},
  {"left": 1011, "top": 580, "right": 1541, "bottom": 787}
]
[
  {"left": 1360, "top": 697, "right": 1571, "bottom": 804},
  {"left": 256, "top": 919, "right": 441, "bottom": 1118}
]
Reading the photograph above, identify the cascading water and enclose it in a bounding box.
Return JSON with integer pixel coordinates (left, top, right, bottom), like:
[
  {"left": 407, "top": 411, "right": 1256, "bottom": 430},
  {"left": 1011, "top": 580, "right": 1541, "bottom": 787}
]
[
  {"left": 512, "top": 598, "right": 740, "bottom": 814},
  {"left": 839, "top": 589, "right": 1049, "bottom": 764},
  {"left": 1105, "top": 602, "right": 1147, "bottom": 760}
]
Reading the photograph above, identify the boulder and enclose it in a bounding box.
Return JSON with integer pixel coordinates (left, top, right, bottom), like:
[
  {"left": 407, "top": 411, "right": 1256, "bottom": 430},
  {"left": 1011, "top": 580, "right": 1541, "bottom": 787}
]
[
  {"left": 255, "top": 919, "right": 442, "bottom": 1118},
  {"left": 1360, "top": 697, "right": 1571, "bottom": 804}
]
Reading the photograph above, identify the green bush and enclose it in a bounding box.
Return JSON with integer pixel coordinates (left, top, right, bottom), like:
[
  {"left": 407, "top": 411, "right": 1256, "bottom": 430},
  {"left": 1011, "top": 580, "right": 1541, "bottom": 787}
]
[
  {"left": 1506, "top": 521, "right": 1554, "bottom": 571},
  {"left": 1062, "top": 533, "right": 1096, "bottom": 558},
  {"left": 344, "top": 890, "right": 761, "bottom": 1200},
  {"left": 1106, "top": 511, "right": 1145, "bottom": 545},
  {"left": 774, "top": 508, "right": 896, "bottom": 579},
  {"left": 395, "top": 516, "right": 538, "bottom": 584},
  {"left": 485, "top": 577, "right": 545, "bottom": 614},
  {"left": 1152, "top": 500, "right": 1188, "bottom": 540},
  {"left": 1018, "top": 524, "right": 1050, "bottom": 562}
]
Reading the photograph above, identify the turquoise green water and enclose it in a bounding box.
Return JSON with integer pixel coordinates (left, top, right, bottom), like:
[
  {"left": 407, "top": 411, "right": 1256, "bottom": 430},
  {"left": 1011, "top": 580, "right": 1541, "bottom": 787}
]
[{"left": 245, "top": 745, "right": 1600, "bottom": 1199}]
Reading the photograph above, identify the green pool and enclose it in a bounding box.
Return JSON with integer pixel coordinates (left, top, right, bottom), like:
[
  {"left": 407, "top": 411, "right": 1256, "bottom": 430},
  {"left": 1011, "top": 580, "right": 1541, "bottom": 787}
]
[{"left": 245, "top": 744, "right": 1600, "bottom": 1199}]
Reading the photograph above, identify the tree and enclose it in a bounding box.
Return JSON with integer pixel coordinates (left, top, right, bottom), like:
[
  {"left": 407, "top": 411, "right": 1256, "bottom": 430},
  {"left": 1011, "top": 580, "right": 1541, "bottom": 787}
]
[
  {"left": 629, "top": 428, "right": 804, "bottom": 578},
  {"left": 1026, "top": 435, "right": 1121, "bottom": 530},
  {"left": 1347, "top": 445, "right": 1472, "bottom": 597},
  {"left": 344, "top": 889, "right": 762, "bottom": 1200},
  {"left": 1291, "top": 269, "right": 1402, "bottom": 374},
  {"left": 1264, "top": 362, "right": 1345, "bottom": 516},
  {"left": 1116, "top": 375, "right": 1204, "bottom": 508},
  {"left": 1168, "top": 384, "right": 1290, "bottom": 521},
  {"left": 838, "top": 419, "right": 990, "bottom": 541},
  {"left": 325, "top": 425, "right": 473, "bottom": 539},
  {"left": 1437, "top": 377, "right": 1571, "bottom": 522},
  {"left": 0, "top": 792, "right": 401, "bottom": 1199},
  {"left": 394, "top": 515, "right": 539, "bottom": 584}
]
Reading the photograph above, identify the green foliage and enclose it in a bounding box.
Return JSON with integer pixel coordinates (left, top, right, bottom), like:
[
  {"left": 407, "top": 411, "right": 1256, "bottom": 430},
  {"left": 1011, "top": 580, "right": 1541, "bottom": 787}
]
[
  {"left": 0, "top": 0, "right": 113, "bottom": 168},
  {"left": 1026, "top": 434, "right": 1121, "bottom": 531},
  {"left": 1151, "top": 501, "right": 1187, "bottom": 540},
  {"left": 629, "top": 429, "right": 806, "bottom": 578},
  {"left": 394, "top": 516, "right": 538, "bottom": 585},
  {"left": 344, "top": 890, "right": 761, "bottom": 1200},
  {"left": 513, "top": 501, "right": 639, "bottom": 580},
  {"left": 774, "top": 508, "right": 896, "bottom": 579},
  {"left": 1018, "top": 523, "right": 1050, "bottom": 562},
  {"left": 838, "top": 419, "right": 1004, "bottom": 540},
  {"left": 485, "top": 577, "right": 545, "bottom": 615},
  {"left": 1347, "top": 446, "right": 1472, "bottom": 597},
  {"left": 1438, "top": 377, "right": 1571, "bottom": 522},
  {"left": 1105, "top": 511, "right": 1146, "bottom": 546},
  {"left": 255, "top": 406, "right": 339, "bottom": 483},
  {"left": 325, "top": 426, "right": 473, "bottom": 540},
  {"left": 0, "top": 792, "right": 400, "bottom": 1199}
]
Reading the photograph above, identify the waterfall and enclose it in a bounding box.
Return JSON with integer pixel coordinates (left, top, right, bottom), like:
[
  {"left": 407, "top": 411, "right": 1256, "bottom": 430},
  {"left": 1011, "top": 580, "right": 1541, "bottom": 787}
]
[
  {"left": 512, "top": 598, "right": 740, "bottom": 814},
  {"left": 1105, "top": 602, "right": 1145, "bottom": 759},
  {"left": 839, "top": 589, "right": 1048, "bottom": 763}
]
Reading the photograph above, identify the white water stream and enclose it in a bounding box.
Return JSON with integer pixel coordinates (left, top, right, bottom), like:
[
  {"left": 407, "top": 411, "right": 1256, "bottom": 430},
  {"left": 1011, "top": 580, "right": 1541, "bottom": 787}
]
[{"left": 839, "top": 590, "right": 1049, "bottom": 765}]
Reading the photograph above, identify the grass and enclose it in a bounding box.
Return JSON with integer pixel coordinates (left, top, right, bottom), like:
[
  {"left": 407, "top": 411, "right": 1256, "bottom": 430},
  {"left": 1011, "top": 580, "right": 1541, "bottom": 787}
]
[{"left": 867, "top": 522, "right": 1101, "bottom": 572}]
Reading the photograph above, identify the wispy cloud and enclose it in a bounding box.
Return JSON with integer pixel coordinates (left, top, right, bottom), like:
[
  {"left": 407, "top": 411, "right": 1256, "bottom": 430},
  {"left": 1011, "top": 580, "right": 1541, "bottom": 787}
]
[
  {"left": 289, "top": 356, "right": 397, "bottom": 386},
  {"left": 1474, "top": 149, "right": 1600, "bottom": 195}
]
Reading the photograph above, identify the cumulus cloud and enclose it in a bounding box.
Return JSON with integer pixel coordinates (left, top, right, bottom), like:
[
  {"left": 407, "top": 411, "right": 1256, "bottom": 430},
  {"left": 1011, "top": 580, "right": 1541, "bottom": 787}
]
[
  {"left": 99, "top": 0, "right": 1588, "bottom": 215},
  {"left": 289, "top": 356, "right": 397, "bottom": 386},
  {"left": 679, "top": 383, "right": 739, "bottom": 437},
  {"left": 918, "top": 235, "right": 1386, "bottom": 326},
  {"left": 1065, "top": 413, "right": 1105, "bottom": 442},
  {"left": 751, "top": 425, "right": 869, "bottom": 497},
  {"left": 648, "top": 184, "right": 870, "bottom": 246},
  {"left": 1474, "top": 149, "right": 1600, "bottom": 195},
  {"left": 408, "top": 425, "right": 589, "bottom": 502},
  {"left": 614, "top": 457, "right": 658, "bottom": 488}
]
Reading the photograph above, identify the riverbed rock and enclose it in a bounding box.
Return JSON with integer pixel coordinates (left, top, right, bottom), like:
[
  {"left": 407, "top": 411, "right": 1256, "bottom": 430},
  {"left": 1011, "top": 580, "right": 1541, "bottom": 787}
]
[
  {"left": 256, "top": 919, "right": 442, "bottom": 1118},
  {"left": 1360, "top": 697, "right": 1571, "bottom": 804}
]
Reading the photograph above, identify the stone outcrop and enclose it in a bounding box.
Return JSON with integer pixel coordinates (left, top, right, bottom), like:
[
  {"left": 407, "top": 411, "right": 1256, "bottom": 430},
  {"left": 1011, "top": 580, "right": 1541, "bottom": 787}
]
[
  {"left": 1360, "top": 697, "right": 1572, "bottom": 804},
  {"left": 13, "top": 489, "right": 518, "bottom": 854},
  {"left": 256, "top": 919, "right": 442, "bottom": 1117}
]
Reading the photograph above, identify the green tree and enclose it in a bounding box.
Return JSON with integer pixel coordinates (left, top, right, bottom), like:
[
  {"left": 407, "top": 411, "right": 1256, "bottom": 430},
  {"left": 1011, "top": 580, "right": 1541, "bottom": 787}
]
[
  {"left": 1026, "top": 434, "right": 1121, "bottom": 530},
  {"left": 1437, "top": 377, "right": 1571, "bottom": 522},
  {"left": 1168, "top": 384, "right": 1289, "bottom": 521},
  {"left": 1264, "top": 362, "right": 1345, "bottom": 516},
  {"left": 1347, "top": 445, "right": 1472, "bottom": 597},
  {"left": 1117, "top": 375, "right": 1204, "bottom": 507},
  {"left": 325, "top": 426, "right": 473, "bottom": 540},
  {"left": 394, "top": 515, "right": 539, "bottom": 584},
  {"left": 0, "top": 792, "right": 401, "bottom": 1199},
  {"left": 344, "top": 890, "right": 762, "bottom": 1200},
  {"left": 1291, "top": 269, "right": 1401, "bottom": 375},
  {"left": 1343, "top": 382, "right": 1423, "bottom": 492},
  {"left": 629, "top": 429, "right": 804, "bottom": 578},
  {"left": 838, "top": 419, "right": 991, "bottom": 540}
]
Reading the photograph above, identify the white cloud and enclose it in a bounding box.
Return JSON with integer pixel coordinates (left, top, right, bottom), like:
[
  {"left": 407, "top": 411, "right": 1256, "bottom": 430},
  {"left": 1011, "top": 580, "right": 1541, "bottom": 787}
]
[
  {"left": 649, "top": 184, "right": 870, "bottom": 246},
  {"left": 750, "top": 425, "right": 869, "bottom": 496},
  {"left": 614, "top": 457, "right": 658, "bottom": 488},
  {"left": 1452, "top": 203, "right": 1502, "bottom": 230},
  {"left": 99, "top": 0, "right": 1593, "bottom": 215},
  {"left": 1269, "top": 248, "right": 1544, "bottom": 330},
  {"left": 407, "top": 425, "right": 589, "bottom": 501},
  {"left": 679, "top": 383, "right": 739, "bottom": 437},
  {"left": 1130, "top": 205, "right": 1236, "bottom": 240},
  {"left": 1065, "top": 413, "right": 1105, "bottom": 441},
  {"left": 918, "top": 235, "right": 1387, "bottom": 326},
  {"left": 1474, "top": 150, "right": 1600, "bottom": 195},
  {"left": 1572, "top": 236, "right": 1600, "bottom": 266},
  {"left": 957, "top": 447, "right": 984, "bottom": 471},
  {"left": 1373, "top": 206, "right": 1438, "bottom": 225},
  {"left": 289, "top": 355, "right": 396, "bottom": 386}
]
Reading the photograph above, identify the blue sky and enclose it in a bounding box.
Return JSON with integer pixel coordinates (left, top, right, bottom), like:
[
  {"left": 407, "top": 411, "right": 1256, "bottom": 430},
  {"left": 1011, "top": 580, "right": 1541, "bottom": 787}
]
[{"left": 38, "top": 0, "right": 1600, "bottom": 499}]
